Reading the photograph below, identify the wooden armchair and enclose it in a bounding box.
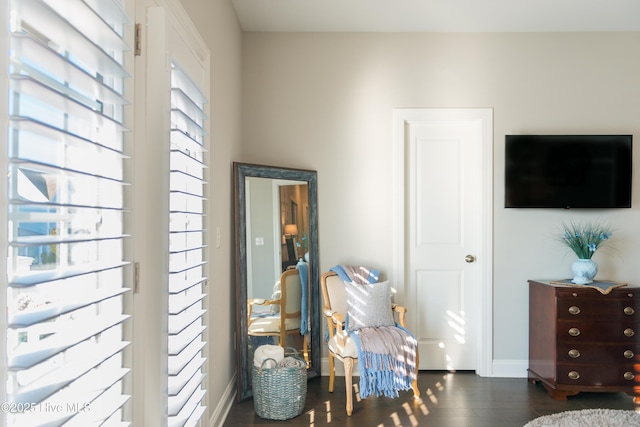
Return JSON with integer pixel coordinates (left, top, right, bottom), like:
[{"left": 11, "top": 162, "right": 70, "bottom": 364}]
[
  {"left": 248, "top": 268, "right": 308, "bottom": 364},
  {"left": 320, "top": 271, "right": 420, "bottom": 416}
]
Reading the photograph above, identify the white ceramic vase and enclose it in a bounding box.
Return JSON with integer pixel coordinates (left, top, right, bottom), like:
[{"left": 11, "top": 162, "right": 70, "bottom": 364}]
[{"left": 571, "top": 259, "right": 598, "bottom": 284}]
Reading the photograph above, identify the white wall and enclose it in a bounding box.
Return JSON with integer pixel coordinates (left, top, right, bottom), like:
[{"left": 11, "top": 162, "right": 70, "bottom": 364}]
[
  {"left": 246, "top": 177, "right": 278, "bottom": 298},
  {"left": 241, "top": 32, "right": 640, "bottom": 370},
  {"left": 178, "top": 0, "right": 243, "bottom": 421}
]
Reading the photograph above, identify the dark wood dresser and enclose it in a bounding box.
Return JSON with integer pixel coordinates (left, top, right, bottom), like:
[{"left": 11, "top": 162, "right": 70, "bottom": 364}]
[{"left": 528, "top": 280, "right": 640, "bottom": 404}]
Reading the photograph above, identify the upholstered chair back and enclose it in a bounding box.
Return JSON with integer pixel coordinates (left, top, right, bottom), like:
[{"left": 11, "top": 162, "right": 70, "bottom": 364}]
[
  {"left": 281, "top": 268, "right": 302, "bottom": 320},
  {"left": 323, "top": 272, "right": 348, "bottom": 320}
]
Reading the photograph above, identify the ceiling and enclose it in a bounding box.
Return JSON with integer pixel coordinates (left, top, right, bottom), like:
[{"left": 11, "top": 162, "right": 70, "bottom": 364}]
[{"left": 231, "top": 0, "right": 640, "bottom": 33}]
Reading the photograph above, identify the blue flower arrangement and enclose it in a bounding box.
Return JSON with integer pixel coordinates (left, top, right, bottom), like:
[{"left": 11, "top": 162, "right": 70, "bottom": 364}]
[
  {"left": 296, "top": 233, "right": 309, "bottom": 252},
  {"left": 558, "top": 220, "right": 613, "bottom": 260}
]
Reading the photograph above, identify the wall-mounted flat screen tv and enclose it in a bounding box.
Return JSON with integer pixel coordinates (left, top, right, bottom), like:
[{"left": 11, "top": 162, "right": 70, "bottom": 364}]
[{"left": 505, "top": 134, "right": 632, "bottom": 208}]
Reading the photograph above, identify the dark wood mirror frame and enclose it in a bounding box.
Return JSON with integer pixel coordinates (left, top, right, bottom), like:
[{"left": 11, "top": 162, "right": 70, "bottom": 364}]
[{"left": 233, "top": 162, "right": 320, "bottom": 402}]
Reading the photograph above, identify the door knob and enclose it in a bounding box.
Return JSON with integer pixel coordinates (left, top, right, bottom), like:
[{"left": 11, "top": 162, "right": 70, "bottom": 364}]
[{"left": 465, "top": 255, "right": 476, "bottom": 263}]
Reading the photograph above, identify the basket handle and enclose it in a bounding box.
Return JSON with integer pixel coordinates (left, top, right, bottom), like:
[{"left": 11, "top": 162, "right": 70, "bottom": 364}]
[
  {"left": 259, "top": 357, "right": 278, "bottom": 372},
  {"left": 258, "top": 347, "right": 304, "bottom": 372},
  {"left": 283, "top": 347, "right": 299, "bottom": 357}
]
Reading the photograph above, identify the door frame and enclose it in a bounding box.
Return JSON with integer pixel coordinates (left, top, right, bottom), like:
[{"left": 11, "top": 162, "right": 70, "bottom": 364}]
[
  {"left": 271, "top": 179, "right": 306, "bottom": 275},
  {"left": 392, "top": 108, "right": 494, "bottom": 377}
]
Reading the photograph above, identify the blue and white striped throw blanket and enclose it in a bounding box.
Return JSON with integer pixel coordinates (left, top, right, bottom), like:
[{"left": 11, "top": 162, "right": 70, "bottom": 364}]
[
  {"left": 329, "top": 265, "right": 418, "bottom": 399},
  {"left": 350, "top": 324, "right": 418, "bottom": 398}
]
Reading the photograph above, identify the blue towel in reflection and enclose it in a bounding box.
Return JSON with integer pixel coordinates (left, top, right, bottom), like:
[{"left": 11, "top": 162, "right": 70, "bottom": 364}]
[{"left": 296, "top": 260, "right": 309, "bottom": 335}]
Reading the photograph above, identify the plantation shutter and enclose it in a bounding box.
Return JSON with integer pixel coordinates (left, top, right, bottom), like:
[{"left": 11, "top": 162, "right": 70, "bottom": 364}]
[
  {"left": 5, "top": 0, "right": 132, "bottom": 425},
  {"left": 167, "top": 61, "right": 208, "bottom": 427}
]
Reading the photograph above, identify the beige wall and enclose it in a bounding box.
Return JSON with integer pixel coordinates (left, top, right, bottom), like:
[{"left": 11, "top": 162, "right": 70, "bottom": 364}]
[
  {"left": 241, "top": 32, "right": 640, "bottom": 367},
  {"left": 179, "top": 0, "right": 243, "bottom": 418},
  {"left": 166, "top": 9, "right": 640, "bottom": 416}
]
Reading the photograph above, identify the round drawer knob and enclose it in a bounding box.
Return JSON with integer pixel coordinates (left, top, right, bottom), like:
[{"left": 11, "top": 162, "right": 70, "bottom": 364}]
[
  {"left": 624, "top": 306, "right": 635, "bottom": 315},
  {"left": 624, "top": 372, "right": 635, "bottom": 381},
  {"left": 568, "top": 349, "right": 581, "bottom": 358},
  {"left": 568, "top": 306, "right": 581, "bottom": 315},
  {"left": 624, "top": 328, "right": 635, "bottom": 337},
  {"left": 568, "top": 328, "right": 581, "bottom": 337},
  {"left": 568, "top": 371, "right": 580, "bottom": 380},
  {"left": 623, "top": 350, "right": 634, "bottom": 359}
]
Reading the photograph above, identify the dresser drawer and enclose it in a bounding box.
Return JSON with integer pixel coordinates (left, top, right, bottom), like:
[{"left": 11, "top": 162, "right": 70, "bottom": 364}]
[
  {"left": 557, "top": 342, "right": 640, "bottom": 364},
  {"left": 556, "top": 288, "right": 638, "bottom": 300},
  {"left": 557, "top": 364, "right": 637, "bottom": 387},
  {"left": 557, "top": 320, "right": 639, "bottom": 342},
  {"left": 556, "top": 298, "right": 639, "bottom": 321}
]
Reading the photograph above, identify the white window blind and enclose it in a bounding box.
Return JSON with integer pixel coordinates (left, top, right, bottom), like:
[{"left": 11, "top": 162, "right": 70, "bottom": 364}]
[
  {"left": 167, "top": 61, "right": 208, "bottom": 427},
  {"left": 5, "top": 0, "right": 132, "bottom": 425}
]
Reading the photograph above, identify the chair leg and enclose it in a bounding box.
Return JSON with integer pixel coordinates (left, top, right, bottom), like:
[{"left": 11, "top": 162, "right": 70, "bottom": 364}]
[
  {"left": 328, "top": 353, "right": 335, "bottom": 393},
  {"left": 280, "top": 330, "right": 286, "bottom": 349},
  {"left": 344, "top": 357, "right": 354, "bottom": 416},
  {"left": 302, "top": 334, "right": 309, "bottom": 367},
  {"left": 412, "top": 348, "right": 421, "bottom": 399}
]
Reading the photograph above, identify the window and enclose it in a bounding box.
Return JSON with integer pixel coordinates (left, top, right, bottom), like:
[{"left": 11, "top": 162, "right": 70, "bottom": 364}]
[
  {"left": 4, "top": 0, "right": 132, "bottom": 425},
  {"left": 167, "top": 61, "right": 208, "bottom": 426},
  {"left": 135, "top": 4, "right": 210, "bottom": 425}
]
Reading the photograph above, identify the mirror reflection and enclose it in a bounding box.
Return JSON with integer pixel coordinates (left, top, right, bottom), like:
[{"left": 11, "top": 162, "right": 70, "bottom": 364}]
[
  {"left": 246, "top": 179, "right": 310, "bottom": 363},
  {"left": 234, "top": 163, "right": 319, "bottom": 402}
]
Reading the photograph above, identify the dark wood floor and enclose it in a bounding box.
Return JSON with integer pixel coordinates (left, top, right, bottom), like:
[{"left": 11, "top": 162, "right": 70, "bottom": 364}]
[{"left": 223, "top": 371, "right": 636, "bottom": 427}]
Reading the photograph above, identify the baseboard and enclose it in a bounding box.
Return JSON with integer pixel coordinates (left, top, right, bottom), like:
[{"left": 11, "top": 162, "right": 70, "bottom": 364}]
[
  {"left": 321, "top": 357, "right": 528, "bottom": 379},
  {"left": 491, "top": 359, "right": 528, "bottom": 378},
  {"left": 208, "top": 373, "right": 236, "bottom": 427}
]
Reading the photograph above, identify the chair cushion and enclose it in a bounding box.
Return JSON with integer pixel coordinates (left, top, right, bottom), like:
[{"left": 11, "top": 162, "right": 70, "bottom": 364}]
[
  {"left": 345, "top": 280, "right": 395, "bottom": 331},
  {"left": 327, "top": 333, "right": 358, "bottom": 358},
  {"left": 248, "top": 316, "right": 301, "bottom": 333}
]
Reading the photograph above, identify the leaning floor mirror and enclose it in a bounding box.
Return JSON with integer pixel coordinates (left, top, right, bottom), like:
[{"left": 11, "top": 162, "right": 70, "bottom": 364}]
[{"left": 233, "top": 162, "right": 320, "bottom": 402}]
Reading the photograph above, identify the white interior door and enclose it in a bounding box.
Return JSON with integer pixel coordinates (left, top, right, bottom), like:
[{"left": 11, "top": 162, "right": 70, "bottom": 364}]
[{"left": 400, "top": 109, "right": 492, "bottom": 372}]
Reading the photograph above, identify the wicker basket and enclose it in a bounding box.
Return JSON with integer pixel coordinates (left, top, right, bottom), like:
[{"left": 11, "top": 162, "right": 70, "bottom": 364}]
[{"left": 252, "top": 351, "right": 307, "bottom": 420}]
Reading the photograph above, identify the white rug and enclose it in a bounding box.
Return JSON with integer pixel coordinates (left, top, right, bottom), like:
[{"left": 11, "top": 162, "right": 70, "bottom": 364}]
[{"left": 524, "top": 409, "right": 640, "bottom": 427}]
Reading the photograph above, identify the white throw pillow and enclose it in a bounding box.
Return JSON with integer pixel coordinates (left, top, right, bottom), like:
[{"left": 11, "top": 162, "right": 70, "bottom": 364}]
[{"left": 345, "top": 280, "right": 395, "bottom": 331}]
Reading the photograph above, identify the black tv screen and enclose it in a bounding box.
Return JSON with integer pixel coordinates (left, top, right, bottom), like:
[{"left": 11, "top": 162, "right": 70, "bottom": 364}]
[{"left": 505, "top": 135, "right": 632, "bottom": 208}]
